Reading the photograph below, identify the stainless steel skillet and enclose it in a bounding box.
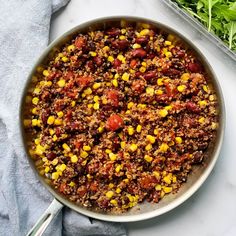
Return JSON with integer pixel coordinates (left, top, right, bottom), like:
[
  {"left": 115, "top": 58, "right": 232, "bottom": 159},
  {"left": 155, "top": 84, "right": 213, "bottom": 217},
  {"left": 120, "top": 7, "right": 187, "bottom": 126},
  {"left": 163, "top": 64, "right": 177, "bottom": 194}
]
[{"left": 19, "top": 16, "right": 225, "bottom": 236}]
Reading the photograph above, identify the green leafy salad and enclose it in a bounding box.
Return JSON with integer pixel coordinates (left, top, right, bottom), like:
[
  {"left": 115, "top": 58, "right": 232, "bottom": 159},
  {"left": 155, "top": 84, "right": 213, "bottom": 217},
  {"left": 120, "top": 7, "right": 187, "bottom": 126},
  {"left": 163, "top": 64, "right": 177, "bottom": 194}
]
[{"left": 172, "top": 0, "right": 236, "bottom": 51}]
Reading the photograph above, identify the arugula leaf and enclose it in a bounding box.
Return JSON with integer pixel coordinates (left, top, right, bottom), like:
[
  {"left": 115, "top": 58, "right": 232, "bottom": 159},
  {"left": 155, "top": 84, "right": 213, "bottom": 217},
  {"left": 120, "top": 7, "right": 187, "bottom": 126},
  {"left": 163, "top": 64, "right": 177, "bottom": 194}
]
[{"left": 171, "top": 0, "right": 236, "bottom": 51}]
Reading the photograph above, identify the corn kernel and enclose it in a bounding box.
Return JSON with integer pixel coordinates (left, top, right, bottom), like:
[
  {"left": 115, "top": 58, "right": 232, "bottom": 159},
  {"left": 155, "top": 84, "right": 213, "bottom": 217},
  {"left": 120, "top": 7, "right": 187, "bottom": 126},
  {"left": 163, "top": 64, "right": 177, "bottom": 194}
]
[
  {"left": 198, "top": 117, "right": 205, "bottom": 123},
  {"left": 155, "top": 89, "right": 163, "bottom": 95},
  {"left": 127, "top": 102, "right": 134, "bottom": 109},
  {"left": 163, "top": 173, "right": 172, "bottom": 184},
  {"left": 23, "top": 119, "right": 31, "bottom": 127},
  {"left": 164, "top": 40, "right": 172, "bottom": 46},
  {"left": 71, "top": 101, "right": 76, "bottom": 107},
  {"left": 139, "top": 29, "right": 150, "bottom": 36},
  {"left": 120, "top": 141, "right": 126, "bottom": 149},
  {"left": 165, "top": 105, "right": 172, "bottom": 111},
  {"left": 177, "top": 85, "right": 186, "bottom": 92},
  {"left": 117, "top": 54, "right": 126, "bottom": 63},
  {"left": 93, "top": 82, "right": 101, "bottom": 90},
  {"left": 59, "top": 164, "right": 67, "bottom": 172},
  {"left": 203, "top": 85, "right": 208, "bottom": 92},
  {"left": 153, "top": 171, "right": 160, "bottom": 178},
  {"left": 154, "top": 128, "right": 159, "bottom": 135},
  {"left": 43, "top": 70, "right": 49, "bottom": 77},
  {"left": 89, "top": 51, "right": 97, "bottom": 57},
  {"left": 116, "top": 188, "right": 121, "bottom": 193},
  {"left": 109, "top": 153, "right": 117, "bottom": 161},
  {"left": 132, "top": 43, "right": 141, "bottom": 49},
  {"left": 119, "top": 35, "right": 126, "bottom": 40},
  {"left": 62, "top": 56, "right": 69, "bottom": 62},
  {"left": 67, "top": 44, "right": 75, "bottom": 52},
  {"left": 57, "top": 111, "right": 64, "bottom": 118},
  {"left": 47, "top": 116, "right": 55, "bottom": 125},
  {"left": 51, "top": 158, "right": 58, "bottom": 166},
  {"left": 144, "top": 155, "right": 153, "bottom": 162},
  {"left": 122, "top": 72, "right": 130, "bottom": 81},
  {"left": 71, "top": 155, "right": 78, "bottom": 163},
  {"left": 157, "top": 78, "right": 163, "bottom": 86},
  {"left": 112, "top": 79, "right": 118, "bottom": 87},
  {"left": 87, "top": 104, "right": 93, "bottom": 109},
  {"left": 163, "top": 186, "right": 172, "bottom": 193},
  {"left": 98, "top": 126, "right": 104, "bottom": 133},
  {"left": 198, "top": 100, "right": 207, "bottom": 107},
  {"left": 31, "top": 119, "right": 38, "bottom": 126},
  {"left": 165, "top": 51, "right": 172, "bottom": 58},
  {"left": 83, "top": 145, "right": 91, "bottom": 151},
  {"left": 172, "top": 176, "right": 177, "bottom": 183},
  {"left": 108, "top": 183, "right": 114, "bottom": 189},
  {"left": 57, "top": 79, "right": 66, "bottom": 87},
  {"left": 62, "top": 143, "right": 71, "bottom": 152},
  {"left": 129, "top": 144, "right": 138, "bottom": 152},
  {"left": 211, "top": 122, "right": 218, "bottom": 130},
  {"left": 80, "top": 150, "right": 88, "bottom": 158},
  {"left": 136, "top": 124, "right": 142, "bottom": 133},
  {"left": 51, "top": 172, "right": 59, "bottom": 180},
  {"left": 145, "top": 144, "right": 152, "bottom": 151},
  {"left": 33, "top": 88, "right": 41, "bottom": 95},
  {"left": 139, "top": 66, "right": 146, "bottom": 73},
  {"left": 155, "top": 184, "right": 162, "bottom": 191},
  {"left": 84, "top": 88, "right": 92, "bottom": 95},
  {"left": 92, "top": 96, "right": 99, "bottom": 103},
  {"left": 45, "top": 166, "right": 50, "bottom": 173},
  {"left": 115, "top": 165, "right": 122, "bottom": 173},
  {"left": 128, "top": 126, "right": 134, "bottom": 135},
  {"left": 108, "top": 56, "right": 114, "bottom": 62},
  {"left": 52, "top": 135, "right": 57, "bottom": 141},
  {"left": 209, "top": 95, "right": 215, "bottom": 101},
  {"left": 32, "top": 97, "right": 39, "bottom": 105},
  {"left": 159, "top": 143, "right": 169, "bottom": 152},
  {"left": 105, "top": 149, "right": 112, "bottom": 154},
  {"left": 110, "top": 199, "right": 118, "bottom": 205},
  {"left": 123, "top": 178, "right": 129, "bottom": 183},
  {"left": 31, "top": 107, "right": 39, "bottom": 115},
  {"left": 106, "top": 191, "right": 114, "bottom": 199},
  {"left": 103, "top": 46, "right": 110, "bottom": 51},
  {"left": 54, "top": 119, "right": 62, "bottom": 126},
  {"left": 181, "top": 73, "right": 190, "bottom": 81},
  {"left": 147, "top": 135, "right": 156, "bottom": 144},
  {"left": 93, "top": 103, "right": 99, "bottom": 110},
  {"left": 159, "top": 109, "right": 168, "bottom": 117},
  {"left": 69, "top": 181, "right": 75, "bottom": 187},
  {"left": 175, "top": 137, "right": 182, "bottom": 144}
]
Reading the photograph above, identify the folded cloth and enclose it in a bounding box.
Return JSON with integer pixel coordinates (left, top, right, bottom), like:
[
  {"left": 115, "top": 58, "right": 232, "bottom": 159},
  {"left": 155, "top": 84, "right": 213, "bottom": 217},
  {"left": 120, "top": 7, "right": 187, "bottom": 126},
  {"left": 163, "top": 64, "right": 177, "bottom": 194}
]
[{"left": 0, "top": 0, "right": 126, "bottom": 235}]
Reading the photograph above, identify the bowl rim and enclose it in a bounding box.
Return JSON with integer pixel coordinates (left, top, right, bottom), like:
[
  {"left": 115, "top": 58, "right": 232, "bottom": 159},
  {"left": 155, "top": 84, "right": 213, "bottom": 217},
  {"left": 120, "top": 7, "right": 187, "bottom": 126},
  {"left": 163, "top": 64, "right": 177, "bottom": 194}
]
[{"left": 19, "top": 15, "right": 225, "bottom": 222}]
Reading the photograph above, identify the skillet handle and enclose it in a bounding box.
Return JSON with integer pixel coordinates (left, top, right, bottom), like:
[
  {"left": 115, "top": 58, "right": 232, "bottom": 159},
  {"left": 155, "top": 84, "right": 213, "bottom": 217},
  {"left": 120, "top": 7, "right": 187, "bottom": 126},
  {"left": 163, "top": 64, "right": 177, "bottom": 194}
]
[{"left": 26, "top": 198, "right": 63, "bottom": 236}]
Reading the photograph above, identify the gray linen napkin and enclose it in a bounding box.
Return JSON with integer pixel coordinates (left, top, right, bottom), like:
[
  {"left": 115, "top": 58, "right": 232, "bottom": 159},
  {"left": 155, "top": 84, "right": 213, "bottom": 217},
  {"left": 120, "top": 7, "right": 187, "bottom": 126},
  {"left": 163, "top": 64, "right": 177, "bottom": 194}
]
[{"left": 0, "top": 0, "right": 126, "bottom": 235}]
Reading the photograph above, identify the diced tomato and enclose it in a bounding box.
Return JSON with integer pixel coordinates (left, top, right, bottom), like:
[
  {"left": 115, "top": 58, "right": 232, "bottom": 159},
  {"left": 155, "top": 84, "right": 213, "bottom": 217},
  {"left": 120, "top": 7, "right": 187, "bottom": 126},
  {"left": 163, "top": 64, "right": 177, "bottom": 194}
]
[
  {"left": 74, "top": 37, "right": 86, "bottom": 49},
  {"left": 65, "top": 71, "right": 75, "bottom": 80},
  {"left": 76, "top": 76, "right": 93, "bottom": 88},
  {"left": 59, "top": 183, "right": 67, "bottom": 193},
  {"left": 106, "top": 114, "right": 123, "bottom": 131},
  {"left": 77, "top": 186, "right": 87, "bottom": 197},
  {"left": 90, "top": 181, "right": 98, "bottom": 191},
  {"left": 74, "top": 140, "right": 82, "bottom": 149},
  {"left": 130, "top": 59, "right": 137, "bottom": 69},
  {"left": 113, "top": 58, "right": 122, "bottom": 68},
  {"left": 105, "top": 89, "right": 119, "bottom": 107},
  {"left": 131, "top": 80, "right": 145, "bottom": 93},
  {"left": 139, "top": 175, "right": 158, "bottom": 189}
]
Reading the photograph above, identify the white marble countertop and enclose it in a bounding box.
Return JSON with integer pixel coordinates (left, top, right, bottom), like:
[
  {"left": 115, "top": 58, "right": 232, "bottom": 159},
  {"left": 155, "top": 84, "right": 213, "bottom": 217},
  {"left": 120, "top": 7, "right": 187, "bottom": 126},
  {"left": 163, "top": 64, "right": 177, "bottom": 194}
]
[{"left": 50, "top": 0, "right": 236, "bottom": 235}]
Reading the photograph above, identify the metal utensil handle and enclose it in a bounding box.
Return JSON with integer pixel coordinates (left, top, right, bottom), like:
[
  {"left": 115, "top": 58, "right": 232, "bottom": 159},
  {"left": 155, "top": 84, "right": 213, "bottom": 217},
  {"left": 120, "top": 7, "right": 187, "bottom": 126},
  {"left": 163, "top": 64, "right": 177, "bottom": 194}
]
[{"left": 27, "top": 198, "right": 63, "bottom": 236}]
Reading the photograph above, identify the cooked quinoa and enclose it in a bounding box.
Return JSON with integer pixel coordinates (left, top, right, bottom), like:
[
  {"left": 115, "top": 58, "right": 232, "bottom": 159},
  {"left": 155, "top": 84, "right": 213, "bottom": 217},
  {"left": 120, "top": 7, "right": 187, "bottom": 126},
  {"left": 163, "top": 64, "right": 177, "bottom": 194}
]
[{"left": 23, "top": 25, "right": 219, "bottom": 213}]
